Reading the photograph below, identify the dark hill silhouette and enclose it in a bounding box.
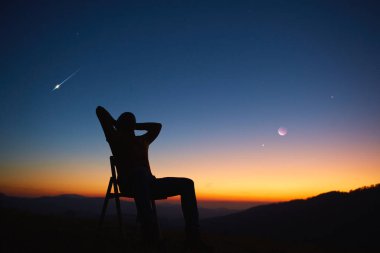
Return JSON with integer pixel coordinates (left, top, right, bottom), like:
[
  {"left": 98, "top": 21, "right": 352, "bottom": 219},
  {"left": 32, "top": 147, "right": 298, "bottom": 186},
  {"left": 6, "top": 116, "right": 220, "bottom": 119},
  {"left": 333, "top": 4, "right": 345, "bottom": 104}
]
[{"left": 203, "top": 184, "right": 380, "bottom": 252}]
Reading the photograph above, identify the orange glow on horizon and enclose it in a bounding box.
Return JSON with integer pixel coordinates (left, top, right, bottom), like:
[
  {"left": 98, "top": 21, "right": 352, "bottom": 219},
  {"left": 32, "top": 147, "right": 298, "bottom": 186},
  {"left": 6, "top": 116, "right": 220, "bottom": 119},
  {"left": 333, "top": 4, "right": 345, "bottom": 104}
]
[{"left": 1, "top": 136, "right": 380, "bottom": 202}]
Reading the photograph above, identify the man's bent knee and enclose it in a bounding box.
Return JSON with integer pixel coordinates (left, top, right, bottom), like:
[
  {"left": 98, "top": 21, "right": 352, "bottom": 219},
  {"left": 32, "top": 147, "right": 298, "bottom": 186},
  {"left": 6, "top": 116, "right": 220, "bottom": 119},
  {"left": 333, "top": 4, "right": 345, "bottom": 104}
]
[{"left": 182, "top": 178, "right": 195, "bottom": 189}]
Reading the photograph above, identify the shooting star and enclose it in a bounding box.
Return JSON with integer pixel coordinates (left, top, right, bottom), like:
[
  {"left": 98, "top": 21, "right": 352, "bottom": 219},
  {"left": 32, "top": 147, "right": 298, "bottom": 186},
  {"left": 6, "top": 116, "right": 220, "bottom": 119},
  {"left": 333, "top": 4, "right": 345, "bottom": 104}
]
[{"left": 52, "top": 68, "right": 80, "bottom": 91}]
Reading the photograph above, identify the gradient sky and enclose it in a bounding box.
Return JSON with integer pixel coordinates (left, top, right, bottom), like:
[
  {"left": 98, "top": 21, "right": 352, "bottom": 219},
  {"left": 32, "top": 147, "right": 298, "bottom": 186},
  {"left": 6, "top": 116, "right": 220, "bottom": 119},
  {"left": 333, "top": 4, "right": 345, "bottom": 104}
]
[{"left": 1, "top": 0, "right": 380, "bottom": 202}]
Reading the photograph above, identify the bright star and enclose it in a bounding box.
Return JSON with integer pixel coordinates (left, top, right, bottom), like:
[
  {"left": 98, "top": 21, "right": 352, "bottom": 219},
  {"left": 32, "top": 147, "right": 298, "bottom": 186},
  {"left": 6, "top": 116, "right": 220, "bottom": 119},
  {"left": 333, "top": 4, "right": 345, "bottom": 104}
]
[{"left": 52, "top": 84, "right": 61, "bottom": 91}]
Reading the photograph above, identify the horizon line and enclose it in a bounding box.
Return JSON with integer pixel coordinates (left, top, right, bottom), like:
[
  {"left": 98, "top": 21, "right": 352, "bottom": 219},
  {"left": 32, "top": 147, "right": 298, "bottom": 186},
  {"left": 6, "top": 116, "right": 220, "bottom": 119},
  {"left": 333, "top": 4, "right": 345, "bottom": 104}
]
[{"left": 2, "top": 183, "right": 378, "bottom": 202}]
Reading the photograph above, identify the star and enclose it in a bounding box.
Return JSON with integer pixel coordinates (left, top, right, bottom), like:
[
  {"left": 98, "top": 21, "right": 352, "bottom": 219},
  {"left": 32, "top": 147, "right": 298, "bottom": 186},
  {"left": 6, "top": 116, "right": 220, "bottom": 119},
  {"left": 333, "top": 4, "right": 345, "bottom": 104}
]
[{"left": 52, "top": 84, "right": 61, "bottom": 91}]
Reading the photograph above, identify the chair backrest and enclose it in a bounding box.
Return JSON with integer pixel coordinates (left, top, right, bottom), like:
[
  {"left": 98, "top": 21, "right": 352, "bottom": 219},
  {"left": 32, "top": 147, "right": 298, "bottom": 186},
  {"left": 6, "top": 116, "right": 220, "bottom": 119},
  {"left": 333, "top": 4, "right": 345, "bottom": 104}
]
[
  {"left": 109, "top": 156, "right": 117, "bottom": 179},
  {"left": 109, "top": 155, "right": 125, "bottom": 196}
]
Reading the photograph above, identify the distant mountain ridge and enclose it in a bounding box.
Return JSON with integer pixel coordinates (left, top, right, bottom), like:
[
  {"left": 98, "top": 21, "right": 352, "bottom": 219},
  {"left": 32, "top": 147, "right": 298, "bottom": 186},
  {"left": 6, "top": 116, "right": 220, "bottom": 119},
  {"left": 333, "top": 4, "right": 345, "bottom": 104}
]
[
  {"left": 203, "top": 184, "right": 380, "bottom": 251},
  {"left": 0, "top": 193, "right": 237, "bottom": 221}
]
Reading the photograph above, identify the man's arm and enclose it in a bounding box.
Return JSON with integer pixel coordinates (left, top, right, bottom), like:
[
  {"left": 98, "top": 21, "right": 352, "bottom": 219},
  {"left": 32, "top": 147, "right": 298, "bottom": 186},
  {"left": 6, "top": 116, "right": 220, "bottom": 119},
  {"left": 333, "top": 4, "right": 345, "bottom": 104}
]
[
  {"left": 96, "top": 106, "right": 116, "bottom": 142},
  {"left": 136, "top": 122, "right": 162, "bottom": 144}
]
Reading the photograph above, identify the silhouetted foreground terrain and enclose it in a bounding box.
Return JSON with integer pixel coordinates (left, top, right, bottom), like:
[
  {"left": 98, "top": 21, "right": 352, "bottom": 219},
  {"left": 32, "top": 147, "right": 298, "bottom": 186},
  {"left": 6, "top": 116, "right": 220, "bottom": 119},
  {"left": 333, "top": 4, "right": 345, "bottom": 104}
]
[
  {"left": 204, "top": 184, "right": 380, "bottom": 252},
  {"left": 1, "top": 185, "right": 379, "bottom": 252}
]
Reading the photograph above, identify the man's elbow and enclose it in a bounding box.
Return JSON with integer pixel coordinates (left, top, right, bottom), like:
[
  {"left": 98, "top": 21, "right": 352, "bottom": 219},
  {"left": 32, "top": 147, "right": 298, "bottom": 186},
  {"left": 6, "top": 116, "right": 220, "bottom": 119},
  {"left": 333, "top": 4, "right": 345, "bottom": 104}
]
[
  {"left": 96, "top": 106, "right": 104, "bottom": 115},
  {"left": 156, "top": 123, "right": 162, "bottom": 132}
]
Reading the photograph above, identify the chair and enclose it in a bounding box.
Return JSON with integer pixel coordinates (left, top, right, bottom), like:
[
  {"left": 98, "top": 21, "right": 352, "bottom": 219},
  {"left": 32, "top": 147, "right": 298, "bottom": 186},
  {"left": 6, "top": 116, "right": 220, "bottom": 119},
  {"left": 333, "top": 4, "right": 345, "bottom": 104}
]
[
  {"left": 96, "top": 107, "right": 166, "bottom": 238},
  {"left": 98, "top": 155, "right": 163, "bottom": 237}
]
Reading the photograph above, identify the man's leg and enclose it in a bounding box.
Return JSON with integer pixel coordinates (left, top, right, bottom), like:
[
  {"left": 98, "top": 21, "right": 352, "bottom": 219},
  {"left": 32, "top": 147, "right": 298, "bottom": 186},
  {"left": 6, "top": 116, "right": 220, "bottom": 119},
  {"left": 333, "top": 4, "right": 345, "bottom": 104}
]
[
  {"left": 151, "top": 177, "right": 200, "bottom": 239},
  {"left": 130, "top": 170, "right": 159, "bottom": 242}
]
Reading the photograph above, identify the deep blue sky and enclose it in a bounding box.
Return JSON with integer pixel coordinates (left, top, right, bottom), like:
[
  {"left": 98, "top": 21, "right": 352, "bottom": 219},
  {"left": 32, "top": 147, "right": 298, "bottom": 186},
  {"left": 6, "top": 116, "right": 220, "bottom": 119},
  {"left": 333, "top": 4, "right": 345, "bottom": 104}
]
[{"left": 1, "top": 0, "right": 379, "bottom": 199}]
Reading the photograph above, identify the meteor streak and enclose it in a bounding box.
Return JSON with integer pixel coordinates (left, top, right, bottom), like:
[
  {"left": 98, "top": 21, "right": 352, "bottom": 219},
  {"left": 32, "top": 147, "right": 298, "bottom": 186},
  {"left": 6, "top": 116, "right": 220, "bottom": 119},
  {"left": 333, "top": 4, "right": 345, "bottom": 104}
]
[{"left": 52, "top": 68, "right": 80, "bottom": 91}]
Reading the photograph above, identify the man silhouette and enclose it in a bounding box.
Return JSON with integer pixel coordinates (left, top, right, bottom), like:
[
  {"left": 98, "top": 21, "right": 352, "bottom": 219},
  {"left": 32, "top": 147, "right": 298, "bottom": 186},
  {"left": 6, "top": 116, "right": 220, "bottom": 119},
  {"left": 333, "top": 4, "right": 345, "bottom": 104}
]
[{"left": 96, "top": 106, "right": 210, "bottom": 250}]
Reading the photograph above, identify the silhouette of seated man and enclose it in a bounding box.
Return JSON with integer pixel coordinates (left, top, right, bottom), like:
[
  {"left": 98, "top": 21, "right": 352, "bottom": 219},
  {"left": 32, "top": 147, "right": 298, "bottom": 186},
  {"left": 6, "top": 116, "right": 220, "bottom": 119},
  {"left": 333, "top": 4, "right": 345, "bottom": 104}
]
[{"left": 96, "top": 106, "right": 209, "bottom": 249}]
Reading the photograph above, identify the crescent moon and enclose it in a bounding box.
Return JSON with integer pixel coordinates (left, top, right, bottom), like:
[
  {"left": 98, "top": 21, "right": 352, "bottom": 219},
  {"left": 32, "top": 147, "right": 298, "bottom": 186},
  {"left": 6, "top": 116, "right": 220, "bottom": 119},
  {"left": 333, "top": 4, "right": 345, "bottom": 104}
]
[{"left": 278, "top": 127, "right": 287, "bottom": 136}]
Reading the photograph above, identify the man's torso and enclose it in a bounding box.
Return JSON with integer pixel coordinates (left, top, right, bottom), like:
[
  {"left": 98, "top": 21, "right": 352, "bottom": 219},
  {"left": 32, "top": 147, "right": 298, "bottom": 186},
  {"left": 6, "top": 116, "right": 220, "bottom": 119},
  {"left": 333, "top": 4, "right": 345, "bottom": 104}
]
[{"left": 110, "top": 133, "right": 153, "bottom": 181}]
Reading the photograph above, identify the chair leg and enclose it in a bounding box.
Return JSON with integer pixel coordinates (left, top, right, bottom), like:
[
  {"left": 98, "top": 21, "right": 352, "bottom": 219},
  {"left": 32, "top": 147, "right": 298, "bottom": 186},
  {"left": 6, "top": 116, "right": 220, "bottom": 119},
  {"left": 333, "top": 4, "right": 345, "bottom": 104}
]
[
  {"left": 114, "top": 194, "right": 125, "bottom": 237},
  {"left": 98, "top": 178, "right": 113, "bottom": 229},
  {"left": 111, "top": 177, "right": 124, "bottom": 237},
  {"left": 151, "top": 200, "right": 161, "bottom": 239},
  {"left": 151, "top": 200, "right": 157, "bottom": 216}
]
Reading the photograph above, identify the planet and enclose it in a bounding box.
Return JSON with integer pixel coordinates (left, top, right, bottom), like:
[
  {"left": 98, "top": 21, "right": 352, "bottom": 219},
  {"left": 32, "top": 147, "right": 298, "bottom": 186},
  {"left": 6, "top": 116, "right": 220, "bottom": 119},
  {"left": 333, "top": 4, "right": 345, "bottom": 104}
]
[{"left": 278, "top": 127, "right": 287, "bottom": 136}]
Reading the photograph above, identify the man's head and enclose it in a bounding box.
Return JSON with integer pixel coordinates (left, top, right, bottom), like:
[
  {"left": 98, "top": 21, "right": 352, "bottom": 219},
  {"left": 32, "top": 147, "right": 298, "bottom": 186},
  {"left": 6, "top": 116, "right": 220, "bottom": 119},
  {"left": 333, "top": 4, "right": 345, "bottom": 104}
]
[{"left": 116, "top": 112, "right": 136, "bottom": 133}]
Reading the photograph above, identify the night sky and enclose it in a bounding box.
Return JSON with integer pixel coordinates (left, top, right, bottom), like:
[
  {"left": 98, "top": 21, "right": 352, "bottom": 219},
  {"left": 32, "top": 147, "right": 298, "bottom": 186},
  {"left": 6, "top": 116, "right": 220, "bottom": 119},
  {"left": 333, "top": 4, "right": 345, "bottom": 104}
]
[{"left": 1, "top": 0, "right": 379, "bottom": 202}]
